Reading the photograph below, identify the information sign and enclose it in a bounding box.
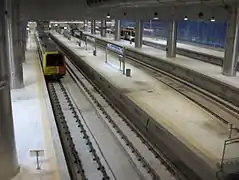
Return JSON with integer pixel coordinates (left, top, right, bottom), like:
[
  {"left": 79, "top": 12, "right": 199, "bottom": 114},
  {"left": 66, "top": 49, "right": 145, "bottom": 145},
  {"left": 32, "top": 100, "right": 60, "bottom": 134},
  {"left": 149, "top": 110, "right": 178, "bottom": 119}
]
[{"left": 107, "top": 43, "right": 124, "bottom": 55}]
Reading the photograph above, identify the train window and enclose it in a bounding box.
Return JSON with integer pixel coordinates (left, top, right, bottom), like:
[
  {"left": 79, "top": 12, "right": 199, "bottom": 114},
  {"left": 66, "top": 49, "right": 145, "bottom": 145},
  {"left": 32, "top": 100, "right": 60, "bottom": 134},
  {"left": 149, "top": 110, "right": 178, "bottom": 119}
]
[{"left": 46, "top": 54, "right": 64, "bottom": 66}]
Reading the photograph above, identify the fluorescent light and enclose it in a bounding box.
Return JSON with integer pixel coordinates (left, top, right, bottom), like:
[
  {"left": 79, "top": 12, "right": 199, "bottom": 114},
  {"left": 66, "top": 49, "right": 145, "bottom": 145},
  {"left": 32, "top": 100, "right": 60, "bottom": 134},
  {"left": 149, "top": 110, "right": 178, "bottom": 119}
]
[{"left": 153, "top": 17, "right": 159, "bottom": 20}]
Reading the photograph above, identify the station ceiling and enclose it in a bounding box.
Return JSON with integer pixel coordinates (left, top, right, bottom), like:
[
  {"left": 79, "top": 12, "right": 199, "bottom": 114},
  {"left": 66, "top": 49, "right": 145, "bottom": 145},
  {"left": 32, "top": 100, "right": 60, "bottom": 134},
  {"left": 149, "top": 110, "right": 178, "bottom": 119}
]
[{"left": 20, "top": 0, "right": 238, "bottom": 22}]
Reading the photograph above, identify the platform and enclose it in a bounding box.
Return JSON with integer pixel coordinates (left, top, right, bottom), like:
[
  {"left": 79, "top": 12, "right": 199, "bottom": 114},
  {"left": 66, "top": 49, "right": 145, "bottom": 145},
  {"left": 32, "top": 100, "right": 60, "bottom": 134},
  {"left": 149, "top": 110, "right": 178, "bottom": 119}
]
[
  {"left": 51, "top": 32, "right": 239, "bottom": 179},
  {"left": 85, "top": 32, "right": 239, "bottom": 94},
  {"left": 92, "top": 32, "right": 224, "bottom": 59},
  {"left": 10, "top": 31, "right": 70, "bottom": 180},
  {"left": 142, "top": 36, "right": 224, "bottom": 58}
]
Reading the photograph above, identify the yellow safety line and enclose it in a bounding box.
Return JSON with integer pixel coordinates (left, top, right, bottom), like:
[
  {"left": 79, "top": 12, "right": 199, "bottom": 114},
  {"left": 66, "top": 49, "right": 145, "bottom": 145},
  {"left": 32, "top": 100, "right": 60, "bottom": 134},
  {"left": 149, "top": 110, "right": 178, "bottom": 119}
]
[{"left": 34, "top": 54, "right": 61, "bottom": 180}]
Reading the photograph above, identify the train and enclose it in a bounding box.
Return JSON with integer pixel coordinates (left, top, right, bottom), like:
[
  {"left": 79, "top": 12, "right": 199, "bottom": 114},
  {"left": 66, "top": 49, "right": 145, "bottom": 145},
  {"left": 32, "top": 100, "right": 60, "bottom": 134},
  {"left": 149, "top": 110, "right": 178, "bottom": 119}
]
[
  {"left": 121, "top": 28, "right": 135, "bottom": 42},
  {"left": 70, "top": 27, "right": 135, "bottom": 43},
  {"left": 37, "top": 33, "right": 66, "bottom": 78}
]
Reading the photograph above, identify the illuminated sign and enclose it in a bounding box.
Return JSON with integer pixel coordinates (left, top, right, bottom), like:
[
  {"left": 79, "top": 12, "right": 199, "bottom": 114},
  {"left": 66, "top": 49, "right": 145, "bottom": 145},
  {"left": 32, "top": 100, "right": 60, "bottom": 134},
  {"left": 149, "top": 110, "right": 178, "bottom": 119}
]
[{"left": 107, "top": 43, "right": 124, "bottom": 55}]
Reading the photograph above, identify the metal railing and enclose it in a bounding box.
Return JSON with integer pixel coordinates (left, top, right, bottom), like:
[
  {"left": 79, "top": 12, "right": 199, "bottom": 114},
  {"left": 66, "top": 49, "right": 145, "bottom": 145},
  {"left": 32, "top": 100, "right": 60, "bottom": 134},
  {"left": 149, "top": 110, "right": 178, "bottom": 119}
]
[{"left": 218, "top": 124, "right": 239, "bottom": 177}]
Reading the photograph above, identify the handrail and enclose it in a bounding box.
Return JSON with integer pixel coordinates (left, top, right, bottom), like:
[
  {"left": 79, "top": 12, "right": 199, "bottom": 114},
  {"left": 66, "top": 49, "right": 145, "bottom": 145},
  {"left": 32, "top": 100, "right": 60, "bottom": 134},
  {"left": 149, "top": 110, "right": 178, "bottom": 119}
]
[
  {"left": 219, "top": 124, "right": 239, "bottom": 175},
  {"left": 225, "top": 136, "right": 239, "bottom": 144}
]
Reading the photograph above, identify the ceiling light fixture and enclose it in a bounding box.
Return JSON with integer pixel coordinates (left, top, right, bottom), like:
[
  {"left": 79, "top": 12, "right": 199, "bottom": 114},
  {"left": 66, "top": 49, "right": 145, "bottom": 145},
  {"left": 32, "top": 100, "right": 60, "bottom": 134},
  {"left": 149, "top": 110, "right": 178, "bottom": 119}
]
[
  {"left": 106, "top": 13, "right": 110, "bottom": 19},
  {"left": 184, "top": 16, "right": 188, "bottom": 21},
  {"left": 211, "top": 16, "right": 215, "bottom": 22},
  {"left": 153, "top": 12, "right": 158, "bottom": 20}
]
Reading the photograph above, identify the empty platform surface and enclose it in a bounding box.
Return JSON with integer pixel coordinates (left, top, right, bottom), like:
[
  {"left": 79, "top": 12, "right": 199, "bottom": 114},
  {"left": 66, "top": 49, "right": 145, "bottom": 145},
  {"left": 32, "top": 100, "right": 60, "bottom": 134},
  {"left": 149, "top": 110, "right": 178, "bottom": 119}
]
[
  {"left": 143, "top": 36, "right": 224, "bottom": 58},
  {"left": 11, "top": 32, "right": 70, "bottom": 180},
  {"left": 86, "top": 32, "right": 239, "bottom": 90},
  {"left": 52, "top": 32, "right": 239, "bottom": 175},
  {"left": 99, "top": 32, "right": 224, "bottom": 58}
]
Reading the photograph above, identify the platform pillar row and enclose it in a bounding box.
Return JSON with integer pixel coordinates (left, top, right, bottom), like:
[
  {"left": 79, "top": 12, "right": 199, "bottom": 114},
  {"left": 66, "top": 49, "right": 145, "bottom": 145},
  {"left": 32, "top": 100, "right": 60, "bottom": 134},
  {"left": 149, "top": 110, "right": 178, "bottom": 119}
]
[
  {"left": 101, "top": 20, "right": 106, "bottom": 37},
  {"left": 166, "top": 20, "right": 178, "bottom": 58},
  {"left": 223, "top": 6, "right": 239, "bottom": 76},
  {"left": 135, "top": 20, "right": 143, "bottom": 48},
  {"left": 91, "top": 20, "right": 96, "bottom": 34},
  {"left": 114, "top": 19, "right": 121, "bottom": 41},
  {"left": 6, "top": 0, "right": 24, "bottom": 89},
  {"left": 0, "top": 0, "right": 20, "bottom": 179}
]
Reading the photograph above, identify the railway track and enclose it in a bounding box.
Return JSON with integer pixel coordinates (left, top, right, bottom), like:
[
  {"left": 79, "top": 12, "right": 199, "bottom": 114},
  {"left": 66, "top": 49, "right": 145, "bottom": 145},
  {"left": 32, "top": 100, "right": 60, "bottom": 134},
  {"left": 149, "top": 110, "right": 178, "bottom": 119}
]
[{"left": 47, "top": 54, "right": 185, "bottom": 179}]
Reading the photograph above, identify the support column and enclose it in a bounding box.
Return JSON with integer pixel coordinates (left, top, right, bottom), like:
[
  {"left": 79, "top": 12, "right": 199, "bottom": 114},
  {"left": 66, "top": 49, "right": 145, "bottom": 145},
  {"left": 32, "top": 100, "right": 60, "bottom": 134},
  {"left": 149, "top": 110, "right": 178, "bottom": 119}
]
[
  {"left": 135, "top": 20, "right": 143, "bottom": 48},
  {"left": 166, "top": 20, "right": 178, "bottom": 58},
  {"left": 84, "top": 20, "right": 88, "bottom": 32},
  {"left": 223, "top": 7, "right": 239, "bottom": 76},
  {"left": 114, "top": 19, "right": 121, "bottom": 41},
  {"left": 20, "top": 23, "right": 27, "bottom": 62},
  {"left": 0, "top": 0, "right": 20, "bottom": 179},
  {"left": 91, "top": 20, "right": 96, "bottom": 34},
  {"left": 101, "top": 20, "right": 106, "bottom": 37},
  {"left": 7, "top": 0, "right": 23, "bottom": 89}
]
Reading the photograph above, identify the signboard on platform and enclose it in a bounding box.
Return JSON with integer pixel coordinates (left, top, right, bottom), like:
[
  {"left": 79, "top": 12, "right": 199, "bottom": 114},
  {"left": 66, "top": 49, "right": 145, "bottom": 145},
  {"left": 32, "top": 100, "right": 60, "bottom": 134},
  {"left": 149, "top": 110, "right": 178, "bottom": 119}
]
[
  {"left": 107, "top": 43, "right": 124, "bottom": 55},
  {"left": 29, "top": 149, "right": 45, "bottom": 170},
  {"left": 30, "top": 149, "right": 44, "bottom": 157},
  {"left": 86, "top": 36, "right": 95, "bottom": 42}
]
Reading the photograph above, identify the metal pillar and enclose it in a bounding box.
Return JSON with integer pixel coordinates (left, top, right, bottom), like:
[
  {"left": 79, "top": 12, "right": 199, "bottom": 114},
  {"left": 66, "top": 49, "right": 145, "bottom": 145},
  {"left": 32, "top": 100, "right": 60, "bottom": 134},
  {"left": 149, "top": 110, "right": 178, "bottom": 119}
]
[
  {"left": 91, "top": 20, "right": 96, "bottom": 34},
  {"left": 84, "top": 20, "right": 88, "bottom": 32},
  {"left": 166, "top": 20, "right": 178, "bottom": 58},
  {"left": 135, "top": 20, "right": 143, "bottom": 48},
  {"left": 114, "top": 20, "right": 121, "bottom": 41},
  {"left": 0, "top": 0, "right": 20, "bottom": 179},
  {"left": 20, "top": 24, "right": 27, "bottom": 62},
  {"left": 223, "top": 7, "right": 239, "bottom": 76},
  {"left": 21, "top": 24, "right": 27, "bottom": 62},
  {"left": 101, "top": 20, "right": 106, "bottom": 37},
  {"left": 7, "top": 0, "right": 23, "bottom": 89}
]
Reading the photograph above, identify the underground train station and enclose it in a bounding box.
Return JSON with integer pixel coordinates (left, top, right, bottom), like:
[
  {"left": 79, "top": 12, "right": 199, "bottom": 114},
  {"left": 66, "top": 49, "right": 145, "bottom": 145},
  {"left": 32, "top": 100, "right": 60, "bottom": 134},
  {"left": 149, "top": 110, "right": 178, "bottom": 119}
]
[{"left": 1, "top": 0, "right": 239, "bottom": 180}]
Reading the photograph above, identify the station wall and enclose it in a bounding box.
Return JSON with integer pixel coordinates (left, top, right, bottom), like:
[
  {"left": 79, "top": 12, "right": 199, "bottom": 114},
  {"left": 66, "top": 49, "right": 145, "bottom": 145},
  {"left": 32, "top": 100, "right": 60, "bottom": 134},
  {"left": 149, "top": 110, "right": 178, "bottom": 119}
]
[{"left": 121, "top": 20, "right": 227, "bottom": 48}]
